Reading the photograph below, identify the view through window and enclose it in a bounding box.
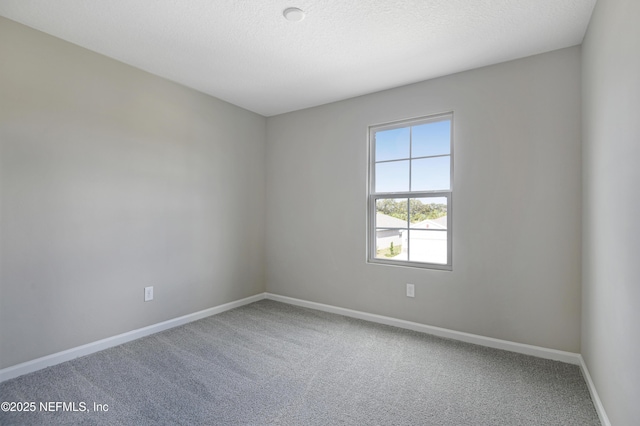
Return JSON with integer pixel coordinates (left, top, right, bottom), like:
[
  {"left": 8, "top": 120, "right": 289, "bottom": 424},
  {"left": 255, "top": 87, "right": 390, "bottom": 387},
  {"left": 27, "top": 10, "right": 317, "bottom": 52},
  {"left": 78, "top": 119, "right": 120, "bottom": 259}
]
[{"left": 368, "top": 113, "right": 453, "bottom": 270}]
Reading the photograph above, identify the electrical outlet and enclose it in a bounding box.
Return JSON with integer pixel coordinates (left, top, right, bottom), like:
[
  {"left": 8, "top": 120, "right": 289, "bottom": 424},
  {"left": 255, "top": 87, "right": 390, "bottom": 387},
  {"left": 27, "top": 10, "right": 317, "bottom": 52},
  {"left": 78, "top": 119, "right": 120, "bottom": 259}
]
[
  {"left": 144, "top": 286, "right": 153, "bottom": 302},
  {"left": 406, "top": 283, "right": 415, "bottom": 298}
]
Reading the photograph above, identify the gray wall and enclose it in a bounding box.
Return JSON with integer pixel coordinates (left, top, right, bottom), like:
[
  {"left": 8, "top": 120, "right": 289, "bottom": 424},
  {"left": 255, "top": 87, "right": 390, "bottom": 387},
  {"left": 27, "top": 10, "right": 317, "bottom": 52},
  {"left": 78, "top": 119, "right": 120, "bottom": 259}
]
[
  {"left": 266, "top": 47, "right": 582, "bottom": 352},
  {"left": 582, "top": 0, "right": 640, "bottom": 424},
  {"left": 0, "top": 17, "right": 266, "bottom": 369}
]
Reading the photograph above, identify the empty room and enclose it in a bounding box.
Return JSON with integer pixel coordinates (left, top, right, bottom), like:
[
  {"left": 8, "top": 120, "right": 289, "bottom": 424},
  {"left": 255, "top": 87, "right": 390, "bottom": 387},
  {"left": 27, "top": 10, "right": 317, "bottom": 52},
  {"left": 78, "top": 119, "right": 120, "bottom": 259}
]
[{"left": 0, "top": 0, "right": 638, "bottom": 425}]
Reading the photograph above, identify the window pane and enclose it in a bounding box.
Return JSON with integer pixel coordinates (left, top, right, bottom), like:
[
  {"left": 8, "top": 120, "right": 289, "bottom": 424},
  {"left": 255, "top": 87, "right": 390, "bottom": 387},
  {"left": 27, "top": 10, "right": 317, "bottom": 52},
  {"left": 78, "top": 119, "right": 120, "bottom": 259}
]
[
  {"left": 375, "top": 228, "right": 406, "bottom": 259},
  {"left": 376, "top": 160, "right": 409, "bottom": 192},
  {"left": 409, "top": 197, "right": 448, "bottom": 229},
  {"left": 408, "top": 230, "right": 448, "bottom": 264},
  {"left": 411, "top": 120, "right": 451, "bottom": 158},
  {"left": 411, "top": 156, "right": 450, "bottom": 191},
  {"left": 375, "top": 127, "right": 410, "bottom": 161},
  {"left": 376, "top": 198, "right": 408, "bottom": 225}
]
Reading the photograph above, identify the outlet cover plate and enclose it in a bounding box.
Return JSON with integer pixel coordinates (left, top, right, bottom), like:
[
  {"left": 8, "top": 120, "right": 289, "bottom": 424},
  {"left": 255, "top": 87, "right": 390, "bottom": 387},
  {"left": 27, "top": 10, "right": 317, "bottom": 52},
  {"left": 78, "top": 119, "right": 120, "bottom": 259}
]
[
  {"left": 406, "top": 283, "right": 415, "bottom": 298},
  {"left": 144, "top": 286, "right": 154, "bottom": 302}
]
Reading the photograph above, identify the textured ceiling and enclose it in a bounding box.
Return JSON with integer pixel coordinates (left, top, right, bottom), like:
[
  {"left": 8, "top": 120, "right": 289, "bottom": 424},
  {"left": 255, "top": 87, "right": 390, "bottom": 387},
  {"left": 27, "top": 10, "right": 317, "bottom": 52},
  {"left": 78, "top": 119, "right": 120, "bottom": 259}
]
[{"left": 0, "top": 0, "right": 596, "bottom": 116}]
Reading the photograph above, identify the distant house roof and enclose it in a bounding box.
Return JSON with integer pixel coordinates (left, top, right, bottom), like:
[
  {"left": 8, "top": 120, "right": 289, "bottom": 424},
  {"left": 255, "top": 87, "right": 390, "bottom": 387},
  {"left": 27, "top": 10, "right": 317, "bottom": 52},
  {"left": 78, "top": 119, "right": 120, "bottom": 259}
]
[
  {"left": 376, "top": 213, "right": 407, "bottom": 228},
  {"left": 376, "top": 213, "right": 448, "bottom": 229},
  {"left": 410, "top": 216, "right": 447, "bottom": 229},
  {"left": 431, "top": 216, "right": 447, "bottom": 227}
]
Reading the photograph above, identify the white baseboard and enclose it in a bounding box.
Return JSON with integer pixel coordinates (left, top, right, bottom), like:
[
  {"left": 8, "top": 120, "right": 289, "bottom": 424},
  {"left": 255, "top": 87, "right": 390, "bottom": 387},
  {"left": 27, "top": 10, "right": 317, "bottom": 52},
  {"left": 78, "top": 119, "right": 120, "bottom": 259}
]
[
  {"left": 578, "top": 355, "right": 611, "bottom": 426},
  {"left": 0, "top": 293, "right": 267, "bottom": 383},
  {"left": 3, "top": 291, "right": 608, "bottom": 426},
  {"left": 265, "top": 293, "right": 581, "bottom": 365}
]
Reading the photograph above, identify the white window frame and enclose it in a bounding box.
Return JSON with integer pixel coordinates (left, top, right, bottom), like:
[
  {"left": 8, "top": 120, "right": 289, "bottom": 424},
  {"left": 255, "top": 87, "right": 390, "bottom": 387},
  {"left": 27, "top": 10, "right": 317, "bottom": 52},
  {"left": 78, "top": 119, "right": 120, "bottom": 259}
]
[{"left": 367, "top": 112, "right": 453, "bottom": 271}]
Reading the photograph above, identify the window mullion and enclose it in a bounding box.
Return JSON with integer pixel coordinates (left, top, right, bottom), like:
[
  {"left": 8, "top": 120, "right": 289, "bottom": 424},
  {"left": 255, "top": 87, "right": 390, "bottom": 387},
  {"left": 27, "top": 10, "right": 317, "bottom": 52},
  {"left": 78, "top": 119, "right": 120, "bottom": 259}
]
[
  {"left": 407, "top": 198, "right": 412, "bottom": 263},
  {"left": 408, "top": 125, "right": 413, "bottom": 192}
]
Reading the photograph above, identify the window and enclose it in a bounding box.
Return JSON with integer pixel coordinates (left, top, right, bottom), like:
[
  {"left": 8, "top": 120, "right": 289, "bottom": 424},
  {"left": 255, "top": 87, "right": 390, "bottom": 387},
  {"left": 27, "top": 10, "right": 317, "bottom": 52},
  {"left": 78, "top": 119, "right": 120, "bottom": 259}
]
[{"left": 368, "top": 113, "right": 453, "bottom": 270}]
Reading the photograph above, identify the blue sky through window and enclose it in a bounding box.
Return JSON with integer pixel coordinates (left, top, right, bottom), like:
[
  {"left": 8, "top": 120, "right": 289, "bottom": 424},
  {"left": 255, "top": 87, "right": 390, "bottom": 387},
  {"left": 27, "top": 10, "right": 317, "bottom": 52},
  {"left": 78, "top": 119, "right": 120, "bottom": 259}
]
[
  {"left": 412, "top": 157, "right": 450, "bottom": 191},
  {"left": 375, "top": 127, "right": 409, "bottom": 161},
  {"left": 412, "top": 120, "right": 450, "bottom": 157},
  {"left": 376, "top": 161, "right": 409, "bottom": 192},
  {"left": 374, "top": 119, "right": 451, "bottom": 193}
]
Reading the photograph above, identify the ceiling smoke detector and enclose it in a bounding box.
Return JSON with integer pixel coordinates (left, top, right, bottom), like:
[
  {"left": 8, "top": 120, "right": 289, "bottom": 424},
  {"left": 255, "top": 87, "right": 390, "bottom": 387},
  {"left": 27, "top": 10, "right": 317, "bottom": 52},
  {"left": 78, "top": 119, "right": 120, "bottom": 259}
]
[{"left": 283, "top": 7, "right": 305, "bottom": 22}]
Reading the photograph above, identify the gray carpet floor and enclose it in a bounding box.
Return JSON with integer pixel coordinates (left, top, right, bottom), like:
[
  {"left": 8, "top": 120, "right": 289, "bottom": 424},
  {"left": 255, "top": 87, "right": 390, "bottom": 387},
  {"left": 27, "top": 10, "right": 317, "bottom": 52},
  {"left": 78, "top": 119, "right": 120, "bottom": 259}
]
[{"left": 0, "top": 299, "right": 600, "bottom": 425}]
